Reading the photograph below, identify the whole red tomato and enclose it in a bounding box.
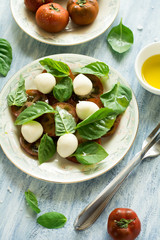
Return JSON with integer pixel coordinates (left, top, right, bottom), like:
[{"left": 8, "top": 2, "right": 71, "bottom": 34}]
[
  {"left": 24, "top": 0, "right": 53, "bottom": 12},
  {"left": 36, "top": 3, "right": 69, "bottom": 33},
  {"left": 107, "top": 208, "right": 141, "bottom": 240}
]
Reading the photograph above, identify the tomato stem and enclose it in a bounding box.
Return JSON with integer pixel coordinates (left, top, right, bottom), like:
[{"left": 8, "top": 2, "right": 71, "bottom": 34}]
[
  {"left": 115, "top": 218, "right": 136, "bottom": 228},
  {"left": 49, "top": 3, "right": 60, "bottom": 12},
  {"left": 76, "top": 0, "right": 87, "bottom": 7}
]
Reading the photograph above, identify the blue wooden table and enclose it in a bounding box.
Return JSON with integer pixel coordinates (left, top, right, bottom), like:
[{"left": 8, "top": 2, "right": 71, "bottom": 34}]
[{"left": 0, "top": 0, "right": 160, "bottom": 239}]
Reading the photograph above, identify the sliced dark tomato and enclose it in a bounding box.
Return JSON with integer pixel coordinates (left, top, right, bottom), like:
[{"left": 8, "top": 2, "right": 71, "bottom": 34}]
[
  {"left": 11, "top": 90, "right": 48, "bottom": 118},
  {"left": 69, "top": 68, "right": 75, "bottom": 81},
  {"left": 103, "top": 115, "right": 122, "bottom": 137},
  {"left": 67, "top": 138, "right": 102, "bottom": 164},
  {"left": 87, "top": 97, "right": 104, "bottom": 108},
  {"left": 20, "top": 135, "right": 40, "bottom": 157},
  {"left": 52, "top": 102, "right": 79, "bottom": 122},
  {"left": 85, "top": 74, "right": 103, "bottom": 98},
  {"left": 39, "top": 113, "right": 55, "bottom": 137},
  {"left": 68, "top": 74, "right": 103, "bottom": 106},
  {"left": 46, "top": 92, "right": 59, "bottom": 106}
]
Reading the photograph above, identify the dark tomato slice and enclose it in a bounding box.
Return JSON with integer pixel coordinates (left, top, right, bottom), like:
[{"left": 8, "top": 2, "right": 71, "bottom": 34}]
[
  {"left": 69, "top": 68, "right": 75, "bottom": 81},
  {"left": 20, "top": 135, "right": 40, "bottom": 157},
  {"left": 85, "top": 74, "right": 103, "bottom": 98},
  {"left": 87, "top": 97, "right": 104, "bottom": 108},
  {"left": 103, "top": 115, "right": 122, "bottom": 137},
  {"left": 39, "top": 113, "right": 55, "bottom": 137},
  {"left": 67, "top": 138, "right": 102, "bottom": 164},
  {"left": 52, "top": 102, "right": 78, "bottom": 122},
  {"left": 66, "top": 156, "right": 79, "bottom": 163},
  {"left": 68, "top": 74, "right": 103, "bottom": 105},
  {"left": 11, "top": 90, "right": 48, "bottom": 118},
  {"left": 46, "top": 92, "right": 59, "bottom": 106}
]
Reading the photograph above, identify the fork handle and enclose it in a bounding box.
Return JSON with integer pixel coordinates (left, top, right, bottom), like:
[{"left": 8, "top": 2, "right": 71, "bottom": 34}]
[{"left": 74, "top": 151, "right": 142, "bottom": 230}]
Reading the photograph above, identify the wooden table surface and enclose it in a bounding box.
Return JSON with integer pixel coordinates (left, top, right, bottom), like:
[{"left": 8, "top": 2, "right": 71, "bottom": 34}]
[{"left": 0, "top": 0, "right": 160, "bottom": 239}]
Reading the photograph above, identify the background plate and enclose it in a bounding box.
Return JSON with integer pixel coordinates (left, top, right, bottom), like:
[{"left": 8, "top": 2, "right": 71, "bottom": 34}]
[
  {"left": 10, "top": 0, "right": 120, "bottom": 46},
  {"left": 0, "top": 54, "right": 139, "bottom": 183}
]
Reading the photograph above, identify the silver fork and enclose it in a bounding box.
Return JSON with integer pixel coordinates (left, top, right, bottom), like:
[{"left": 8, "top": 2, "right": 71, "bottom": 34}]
[{"left": 74, "top": 123, "right": 160, "bottom": 231}]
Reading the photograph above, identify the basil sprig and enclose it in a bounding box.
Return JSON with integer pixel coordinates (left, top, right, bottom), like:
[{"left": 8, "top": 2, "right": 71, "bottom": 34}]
[
  {"left": 73, "top": 141, "right": 108, "bottom": 165},
  {"left": 53, "top": 77, "right": 73, "bottom": 102},
  {"left": 100, "top": 83, "right": 132, "bottom": 112},
  {"left": 55, "top": 106, "right": 76, "bottom": 136},
  {"left": 7, "top": 75, "right": 27, "bottom": 106},
  {"left": 76, "top": 108, "right": 117, "bottom": 140},
  {"left": 76, "top": 83, "right": 132, "bottom": 140},
  {"left": 37, "top": 212, "right": 67, "bottom": 229},
  {"left": 0, "top": 38, "right": 12, "bottom": 76},
  {"left": 38, "top": 134, "right": 56, "bottom": 164},
  {"left": 39, "top": 58, "right": 70, "bottom": 78},
  {"left": 72, "top": 61, "right": 109, "bottom": 78},
  {"left": 107, "top": 18, "right": 134, "bottom": 53},
  {"left": 25, "top": 190, "right": 41, "bottom": 214},
  {"left": 15, "top": 101, "right": 56, "bottom": 125}
]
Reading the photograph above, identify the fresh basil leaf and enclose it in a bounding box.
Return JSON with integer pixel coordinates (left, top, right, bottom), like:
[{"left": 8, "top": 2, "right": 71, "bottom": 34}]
[
  {"left": 0, "top": 38, "right": 12, "bottom": 76},
  {"left": 53, "top": 77, "right": 73, "bottom": 102},
  {"left": 25, "top": 190, "right": 41, "bottom": 214},
  {"left": 39, "top": 58, "right": 70, "bottom": 78},
  {"left": 38, "top": 134, "right": 56, "bottom": 164},
  {"left": 100, "top": 83, "right": 132, "bottom": 112},
  {"left": 55, "top": 106, "right": 76, "bottom": 136},
  {"left": 78, "top": 116, "right": 116, "bottom": 140},
  {"left": 107, "top": 18, "right": 134, "bottom": 53},
  {"left": 72, "top": 62, "right": 109, "bottom": 78},
  {"left": 37, "top": 212, "right": 67, "bottom": 229},
  {"left": 76, "top": 108, "right": 118, "bottom": 140},
  {"left": 73, "top": 141, "right": 108, "bottom": 165},
  {"left": 15, "top": 101, "right": 56, "bottom": 125},
  {"left": 7, "top": 75, "right": 27, "bottom": 106}
]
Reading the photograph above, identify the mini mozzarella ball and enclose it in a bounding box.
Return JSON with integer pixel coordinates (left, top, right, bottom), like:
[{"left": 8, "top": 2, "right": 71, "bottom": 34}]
[
  {"left": 76, "top": 101, "right": 99, "bottom": 120},
  {"left": 21, "top": 121, "right": 43, "bottom": 143},
  {"left": 73, "top": 74, "right": 93, "bottom": 96},
  {"left": 34, "top": 73, "right": 56, "bottom": 94},
  {"left": 57, "top": 133, "right": 78, "bottom": 158}
]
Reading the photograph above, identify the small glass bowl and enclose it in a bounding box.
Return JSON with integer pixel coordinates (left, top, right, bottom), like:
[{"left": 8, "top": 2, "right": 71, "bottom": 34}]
[{"left": 135, "top": 42, "right": 160, "bottom": 95}]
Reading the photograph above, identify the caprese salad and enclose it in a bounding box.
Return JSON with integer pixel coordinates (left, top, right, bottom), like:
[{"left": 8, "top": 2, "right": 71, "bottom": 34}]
[{"left": 7, "top": 58, "right": 132, "bottom": 165}]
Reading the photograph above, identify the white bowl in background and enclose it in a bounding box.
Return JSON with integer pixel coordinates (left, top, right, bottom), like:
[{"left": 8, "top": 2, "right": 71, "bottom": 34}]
[{"left": 135, "top": 42, "right": 160, "bottom": 95}]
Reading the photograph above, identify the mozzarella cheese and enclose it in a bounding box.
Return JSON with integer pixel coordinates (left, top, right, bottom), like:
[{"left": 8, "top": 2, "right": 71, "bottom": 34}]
[
  {"left": 34, "top": 73, "right": 56, "bottom": 94},
  {"left": 57, "top": 133, "right": 78, "bottom": 158},
  {"left": 21, "top": 121, "right": 43, "bottom": 143},
  {"left": 76, "top": 101, "right": 99, "bottom": 120},
  {"left": 73, "top": 74, "right": 93, "bottom": 96}
]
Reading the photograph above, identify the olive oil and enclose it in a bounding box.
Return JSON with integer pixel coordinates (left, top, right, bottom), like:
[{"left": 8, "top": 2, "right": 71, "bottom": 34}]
[{"left": 141, "top": 54, "right": 160, "bottom": 89}]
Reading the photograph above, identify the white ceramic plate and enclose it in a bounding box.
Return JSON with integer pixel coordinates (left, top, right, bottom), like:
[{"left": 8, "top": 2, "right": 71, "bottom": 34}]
[
  {"left": 0, "top": 54, "right": 139, "bottom": 183},
  {"left": 10, "top": 0, "right": 120, "bottom": 46}
]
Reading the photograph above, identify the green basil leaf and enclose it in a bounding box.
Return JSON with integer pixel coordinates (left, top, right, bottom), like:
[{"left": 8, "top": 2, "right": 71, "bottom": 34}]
[
  {"left": 39, "top": 58, "right": 70, "bottom": 78},
  {"left": 0, "top": 38, "right": 12, "bottom": 76},
  {"left": 25, "top": 190, "right": 41, "bottom": 214},
  {"left": 15, "top": 101, "right": 56, "bottom": 125},
  {"left": 107, "top": 19, "right": 134, "bottom": 53},
  {"left": 55, "top": 106, "right": 76, "bottom": 136},
  {"left": 53, "top": 77, "right": 73, "bottom": 102},
  {"left": 38, "top": 134, "right": 56, "bottom": 164},
  {"left": 72, "top": 61, "right": 109, "bottom": 78},
  {"left": 73, "top": 141, "right": 108, "bottom": 165},
  {"left": 37, "top": 212, "right": 67, "bottom": 229},
  {"left": 7, "top": 75, "right": 27, "bottom": 106},
  {"left": 76, "top": 108, "right": 118, "bottom": 140},
  {"left": 100, "top": 83, "right": 132, "bottom": 112}
]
